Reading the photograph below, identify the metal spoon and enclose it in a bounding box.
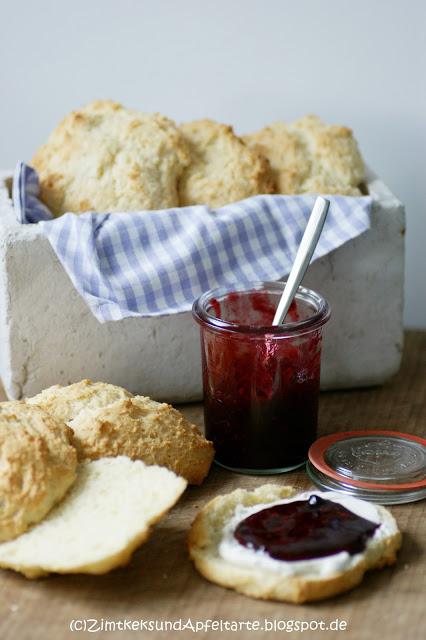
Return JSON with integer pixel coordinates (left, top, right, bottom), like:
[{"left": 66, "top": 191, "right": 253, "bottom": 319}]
[{"left": 272, "top": 196, "right": 330, "bottom": 325}]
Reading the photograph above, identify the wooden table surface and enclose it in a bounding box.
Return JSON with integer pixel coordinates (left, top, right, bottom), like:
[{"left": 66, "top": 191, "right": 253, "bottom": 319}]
[{"left": 1, "top": 332, "right": 425, "bottom": 640}]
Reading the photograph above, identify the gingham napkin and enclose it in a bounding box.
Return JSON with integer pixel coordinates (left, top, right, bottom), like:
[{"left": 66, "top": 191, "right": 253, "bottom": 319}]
[{"left": 13, "top": 161, "right": 372, "bottom": 323}]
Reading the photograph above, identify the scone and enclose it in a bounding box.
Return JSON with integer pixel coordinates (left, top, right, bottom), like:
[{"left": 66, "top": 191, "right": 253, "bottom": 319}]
[
  {"left": 0, "top": 457, "right": 187, "bottom": 578},
  {"left": 178, "top": 119, "right": 276, "bottom": 207},
  {"left": 31, "top": 100, "right": 189, "bottom": 215},
  {"left": 69, "top": 396, "right": 214, "bottom": 485},
  {"left": 188, "top": 484, "right": 402, "bottom": 603},
  {"left": 244, "top": 115, "right": 365, "bottom": 196},
  {"left": 27, "top": 379, "right": 132, "bottom": 424},
  {"left": 0, "top": 401, "right": 77, "bottom": 542},
  {"left": 244, "top": 122, "right": 310, "bottom": 194}
]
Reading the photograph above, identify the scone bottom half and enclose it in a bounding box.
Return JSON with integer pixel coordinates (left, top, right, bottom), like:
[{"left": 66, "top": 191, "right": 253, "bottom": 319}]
[
  {"left": 0, "top": 457, "right": 187, "bottom": 578},
  {"left": 188, "top": 485, "right": 402, "bottom": 604}
]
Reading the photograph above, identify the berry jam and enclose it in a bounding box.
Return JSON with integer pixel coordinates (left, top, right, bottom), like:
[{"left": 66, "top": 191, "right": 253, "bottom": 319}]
[
  {"left": 234, "top": 495, "right": 380, "bottom": 561},
  {"left": 199, "top": 290, "right": 325, "bottom": 471}
]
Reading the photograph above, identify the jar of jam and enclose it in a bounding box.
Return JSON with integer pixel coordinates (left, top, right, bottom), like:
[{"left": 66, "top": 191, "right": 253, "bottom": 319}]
[{"left": 193, "top": 282, "right": 330, "bottom": 474}]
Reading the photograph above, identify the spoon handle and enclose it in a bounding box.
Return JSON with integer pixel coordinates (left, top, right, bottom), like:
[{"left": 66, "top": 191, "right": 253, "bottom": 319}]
[{"left": 272, "top": 196, "right": 330, "bottom": 326}]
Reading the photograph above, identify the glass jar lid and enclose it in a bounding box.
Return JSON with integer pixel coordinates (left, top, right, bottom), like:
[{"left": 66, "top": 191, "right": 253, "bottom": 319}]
[{"left": 307, "top": 430, "right": 426, "bottom": 505}]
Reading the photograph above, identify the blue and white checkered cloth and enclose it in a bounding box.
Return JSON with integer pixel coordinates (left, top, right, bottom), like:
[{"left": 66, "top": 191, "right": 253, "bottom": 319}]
[{"left": 13, "top": 161, "right": 372, "bottom": 323}]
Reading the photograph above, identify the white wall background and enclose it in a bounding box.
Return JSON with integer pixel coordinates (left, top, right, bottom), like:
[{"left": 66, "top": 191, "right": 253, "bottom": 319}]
[{"left": 1, "top": 0, "right": 425, "bottom": 326}]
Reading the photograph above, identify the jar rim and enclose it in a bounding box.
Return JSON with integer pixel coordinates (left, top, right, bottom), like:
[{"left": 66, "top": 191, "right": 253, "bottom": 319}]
[{"left": 192, "top": 281, "right": 331, "bottom": 336}]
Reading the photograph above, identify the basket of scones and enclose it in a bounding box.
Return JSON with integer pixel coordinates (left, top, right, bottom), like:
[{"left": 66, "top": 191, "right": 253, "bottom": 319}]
[
  {"left": 13, "top": 99, "right": 372, "bottom": 327},
  {"left": 0, "top": 101, "right": 404, "bottom": 408}
]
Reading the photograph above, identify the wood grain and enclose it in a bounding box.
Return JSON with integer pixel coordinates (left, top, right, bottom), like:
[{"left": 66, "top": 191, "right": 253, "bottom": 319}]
[{"left": 0, "top": 332, "right": 425, "bottom": 640}]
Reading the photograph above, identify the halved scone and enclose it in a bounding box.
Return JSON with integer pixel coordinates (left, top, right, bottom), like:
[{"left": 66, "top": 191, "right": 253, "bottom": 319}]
[{"left": 189, "top": 484, "right": 401, "bottom": 603}]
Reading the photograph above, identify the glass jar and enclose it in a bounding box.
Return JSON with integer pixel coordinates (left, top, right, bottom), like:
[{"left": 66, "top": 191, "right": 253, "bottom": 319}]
[{"left": 193, "top": 282, "right": 331, "bottom": 474}]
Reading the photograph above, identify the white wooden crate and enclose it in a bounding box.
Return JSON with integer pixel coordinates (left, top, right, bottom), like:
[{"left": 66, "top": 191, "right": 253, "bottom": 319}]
[{"left": 0, "top": 170, "right": 405, "bottom": 401}]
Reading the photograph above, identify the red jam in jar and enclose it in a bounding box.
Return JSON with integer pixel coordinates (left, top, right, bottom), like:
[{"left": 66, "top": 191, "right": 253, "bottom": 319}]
[
  {"left": 193, "top": 282, "right": 330, "bottom": 473},
  {"left": 234, "top": 495, "right": 379, "bottom": 560}
]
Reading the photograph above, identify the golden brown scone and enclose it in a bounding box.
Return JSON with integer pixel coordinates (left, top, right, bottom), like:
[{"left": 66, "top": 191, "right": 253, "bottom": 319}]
[
  {"left": 27, "top": 379, "right": 132, "bottom": 425},
  {"left": 244, "top": 114, "right": 365, "bottom": 196},
  {"left": 188, "top": 485, "right": 402, "bottom": 603},
  {"left": 178, "top": 119, "right": 276, "bottom": 207},
  {"left": 0, "top": 401, "right": 77, "bottom": 542},
  {"left": 244, "top": 122, "right": 310, "bottom": 194},
  {"left": 31, "top": 100, "right": 189, "bottom": 215},
  {"left": 69, "top": 396, "right": 214, "bottom": 484}
]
